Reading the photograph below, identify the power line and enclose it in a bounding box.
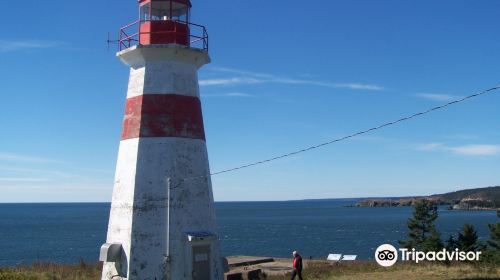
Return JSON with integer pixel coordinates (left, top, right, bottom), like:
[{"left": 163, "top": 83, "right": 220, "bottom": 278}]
[
  {"left": 174, "top": 85, "right": 499, "bottom": 186},
  {"left": 209, "top": 86, "right": 500, "bottom": 176}
]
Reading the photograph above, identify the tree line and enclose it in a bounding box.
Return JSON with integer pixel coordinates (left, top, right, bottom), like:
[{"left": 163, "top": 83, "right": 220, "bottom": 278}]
[{"left": 399, "top": 199, "right": 500, "bottom": 263}]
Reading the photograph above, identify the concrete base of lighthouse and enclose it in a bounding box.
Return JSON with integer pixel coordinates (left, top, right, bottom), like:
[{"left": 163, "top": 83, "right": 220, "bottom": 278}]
[{"left": 101, "top": 46, "right": 223, "bottom": 280}]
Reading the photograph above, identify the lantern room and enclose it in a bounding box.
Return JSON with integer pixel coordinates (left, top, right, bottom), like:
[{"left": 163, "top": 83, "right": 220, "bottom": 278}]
[{"left": 138, "top": 0, "right": 192, "bottom": 46}]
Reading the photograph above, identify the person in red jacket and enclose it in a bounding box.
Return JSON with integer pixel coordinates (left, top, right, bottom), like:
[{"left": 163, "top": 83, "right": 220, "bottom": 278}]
[{"left": 291, "top": 250, "right": 303, "bottom": 280}]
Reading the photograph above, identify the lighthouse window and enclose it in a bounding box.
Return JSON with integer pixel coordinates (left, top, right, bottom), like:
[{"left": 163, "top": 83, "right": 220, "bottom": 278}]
[
  {"left": 175, "top": 10, "right": 188, "bottom": 23},
  {"left": 140, "top": 3, "right": 151, "bottom": 22},
  {"left": 144, "top": 1, "right": 189, "bottom": 22},
  {"left": 170, "top": 3, "right": 189, "bottom": 22},
  {"left": 151, "top": 1, "right": 170, "bottom": 21}
]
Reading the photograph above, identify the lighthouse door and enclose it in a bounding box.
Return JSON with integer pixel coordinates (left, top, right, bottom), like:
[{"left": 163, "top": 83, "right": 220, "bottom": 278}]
[{"left": 192, "top": 245, "right": 210, "bottom": 280}]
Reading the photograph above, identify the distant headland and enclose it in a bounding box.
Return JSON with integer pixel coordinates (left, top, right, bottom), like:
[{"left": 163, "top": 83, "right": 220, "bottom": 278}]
[{"left": 354, "top": 186, "right": 500, "bottom": 210}]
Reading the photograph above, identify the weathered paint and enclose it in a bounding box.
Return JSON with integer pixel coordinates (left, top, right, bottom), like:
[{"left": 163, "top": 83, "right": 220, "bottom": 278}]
[
  {"left": 102, "top": 45, "right": 222, "bottom": 280},
  {"left": 118, "top": 45, "right": 210, "bottom": 73},
  {"left": 121, "top": 94, "right": 205, "bottom": 140},
  {"left": 102, "top": 138, "right": 139, "bottom": 279},
  {"left": 126, "top": 59, "right": 202, "bottom": 99}
]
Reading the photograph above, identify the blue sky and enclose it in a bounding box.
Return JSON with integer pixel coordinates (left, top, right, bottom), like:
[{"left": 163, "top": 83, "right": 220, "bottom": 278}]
[{"left": 0, "top": 0, "right": 499, "bottom": 202}]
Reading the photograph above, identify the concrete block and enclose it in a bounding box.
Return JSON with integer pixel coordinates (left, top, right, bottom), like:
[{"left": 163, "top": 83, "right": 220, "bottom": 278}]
[
  {"left": 244, "top": 268, "right": 262, "bottom": 280},
  {"left": 224, "top": 272, "right": 243, "bottom": 280}
]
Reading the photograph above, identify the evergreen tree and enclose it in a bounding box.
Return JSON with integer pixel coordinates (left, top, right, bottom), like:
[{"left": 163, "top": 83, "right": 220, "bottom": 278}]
[
  {"left": 399, "top": 199, "right": 443, "bottom": 251},
  {"left": 483, "top": 211, "right": 500, "bottom": 264},
  {"left": 488, "top": 221, "right": 500, "bottom": 250},
  {"left": 445, "top": 234, "right": 458, "bottom": 250},
  {"left": 457, "top": 224, "right": 479, "bottom": 252},
  {"left": 422, "top": 228, "right": 444, "bottom": 252}
]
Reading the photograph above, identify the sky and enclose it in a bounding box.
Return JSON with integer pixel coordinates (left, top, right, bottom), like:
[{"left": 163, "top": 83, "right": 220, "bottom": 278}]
[{"left": 0, "top": 0, "right": 499, "bottom": 202}]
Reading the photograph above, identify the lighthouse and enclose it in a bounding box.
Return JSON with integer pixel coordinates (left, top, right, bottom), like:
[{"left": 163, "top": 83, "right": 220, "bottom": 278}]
[{"left": 99, "top": 1, "right": 223, "bottom": 279}]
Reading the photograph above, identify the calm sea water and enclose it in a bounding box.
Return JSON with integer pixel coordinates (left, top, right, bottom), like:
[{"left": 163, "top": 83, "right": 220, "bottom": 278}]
[{"left": 0, "top": 200, "right": 497, "bottom": 266}]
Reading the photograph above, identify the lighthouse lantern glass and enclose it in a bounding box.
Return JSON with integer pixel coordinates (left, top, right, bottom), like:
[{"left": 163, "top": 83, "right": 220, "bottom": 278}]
[
  {"left": 140, "top": 3, "right": 151, "bottom": 22},
  {"left": 139, "top": 0, "right": 190, "bottom": 23}
]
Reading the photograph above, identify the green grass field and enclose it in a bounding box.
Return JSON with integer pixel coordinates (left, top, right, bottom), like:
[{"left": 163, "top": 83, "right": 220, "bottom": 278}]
[
  {"left": 0, "top": 261, "right": 102, "bottom": 280},
  {"left": 268, "top": 261, "right": 500, "bottom": 280},
  {"left": 0, "top": 261, "right": 499, "bottom": 280}
]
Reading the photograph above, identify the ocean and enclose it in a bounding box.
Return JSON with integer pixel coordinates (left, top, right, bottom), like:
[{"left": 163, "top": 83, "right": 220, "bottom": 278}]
[{"left": 0, "top": 200, "right": 497, "bottom": 266}]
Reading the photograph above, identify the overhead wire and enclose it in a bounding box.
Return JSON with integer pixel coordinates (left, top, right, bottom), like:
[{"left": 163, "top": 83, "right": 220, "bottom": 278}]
[
  {"left": 210, "top": 86, "right": 499, "bottom": 175},
  {"left": 171, "top": 85, "right": 499, "bottom": 187}
]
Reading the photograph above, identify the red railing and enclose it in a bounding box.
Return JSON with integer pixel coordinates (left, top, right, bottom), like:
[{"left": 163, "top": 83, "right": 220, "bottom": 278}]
[{"left": 118, "top": 20, "right": 209, "bottom": 52}]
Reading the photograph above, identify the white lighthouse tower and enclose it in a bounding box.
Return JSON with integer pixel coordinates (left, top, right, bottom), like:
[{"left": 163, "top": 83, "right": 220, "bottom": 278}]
[{"left": 100, "top": 1, "right": 222, "bottom": 279}]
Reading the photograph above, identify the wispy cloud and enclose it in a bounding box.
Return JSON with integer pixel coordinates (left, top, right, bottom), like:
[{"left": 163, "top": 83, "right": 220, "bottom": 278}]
[
  {"left": 0, "top": 40, "right": 66, "bottom": 53},
  {"left": 210, "top": 67, "right": 275, "bottom": 79},
  {"left": 0, "top": 166, "right": 75, "bottom": 178},
  {"left": 201, "top": 67, "right": 385, "bottom": 91},
  {"left": 202, "top": 92, "right": 256, "bottom": 98},
  {"left": 335, "top": 83, "right": 384, "bottom": 91},
  {"left": 416, "top": 143, "right": 444, "bottom": 151},
  {"left": 0, "top": 152, "right": 62, "bottom": 163},
  {"left": 415, "top": 93, "right": 461, "bottom": 102},
  {"left": 0, "top": 177, "right": 50, "bottom": 182},
  {"left": 0, "top": 152, "right": 63, "bottom": 164},
  {"left": 447, "top": 145, "right": 500, "bottom": 156},
  {"left": 417, "top": 143, "right": 500, "bottom": 156},
  {"left": 199, "top": 77, "right": 263, "bottom": 86}
]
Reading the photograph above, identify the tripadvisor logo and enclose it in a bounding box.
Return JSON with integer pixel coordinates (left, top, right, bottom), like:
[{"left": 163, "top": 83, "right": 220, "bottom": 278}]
[
  {"left": 375, "top": 244, "right": 398, "bottom": 267},
  {"left": 375, "top": 244, "right": 481, "bottom": 267}
]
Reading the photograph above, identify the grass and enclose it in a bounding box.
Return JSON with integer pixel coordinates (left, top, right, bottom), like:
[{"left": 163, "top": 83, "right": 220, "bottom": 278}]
[
  {"left": 0, "top": 260, "right": 498, "bottom": 280},
  {"left": 0, "top": 261, "right": 102, "bottom": 280},
  {"left": 266, "top": 261, "right": 500, "bottom": 280}
]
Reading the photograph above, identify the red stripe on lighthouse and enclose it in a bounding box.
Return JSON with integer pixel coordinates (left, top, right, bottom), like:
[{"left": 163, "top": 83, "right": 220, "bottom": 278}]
[{"left": 121, "top": 94, "right": 206, "bottom": 140}]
